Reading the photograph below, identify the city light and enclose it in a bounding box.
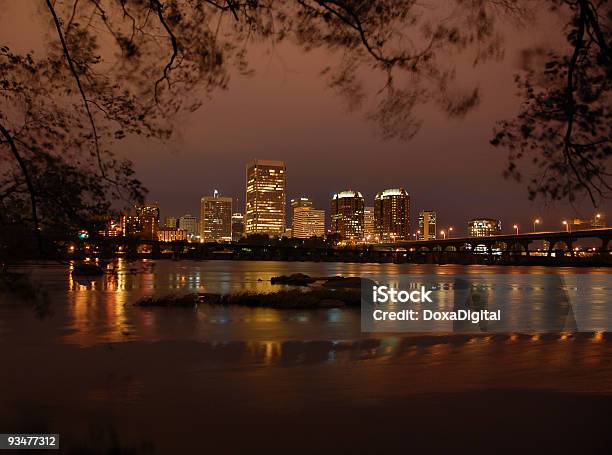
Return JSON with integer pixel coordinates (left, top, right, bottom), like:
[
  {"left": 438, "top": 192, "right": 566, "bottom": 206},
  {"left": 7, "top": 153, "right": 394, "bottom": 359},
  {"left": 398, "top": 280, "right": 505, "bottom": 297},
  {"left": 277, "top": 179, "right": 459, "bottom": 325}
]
[
  {"left": 533, "top": 218, "right": 541, "bottom": 232},
  {"left": 513, "top": 224, "right": 519, "bottom": 235},
  {"left": 562, "top": 220, "right": 570, "bottom": 232},
  {"left": 440, "top": 230, "right": 446, "bottom": 240},
  {"left": 448, "top": 227, "right": 454, "bottom": 238}
]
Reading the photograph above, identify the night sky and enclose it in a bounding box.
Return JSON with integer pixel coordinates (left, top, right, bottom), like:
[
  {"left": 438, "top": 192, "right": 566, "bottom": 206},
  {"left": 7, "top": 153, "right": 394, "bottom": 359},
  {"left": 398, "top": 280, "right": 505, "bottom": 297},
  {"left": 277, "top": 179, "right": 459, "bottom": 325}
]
[{"left": 3, "top": 1, "right": 610, "bottom": 235}]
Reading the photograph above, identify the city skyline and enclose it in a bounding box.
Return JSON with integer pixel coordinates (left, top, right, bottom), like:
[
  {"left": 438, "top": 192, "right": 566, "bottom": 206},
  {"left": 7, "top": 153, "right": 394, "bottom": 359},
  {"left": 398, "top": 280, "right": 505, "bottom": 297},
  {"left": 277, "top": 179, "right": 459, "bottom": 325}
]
[{"left": 145, "top": 159, "right": 607, "bottom": 238}]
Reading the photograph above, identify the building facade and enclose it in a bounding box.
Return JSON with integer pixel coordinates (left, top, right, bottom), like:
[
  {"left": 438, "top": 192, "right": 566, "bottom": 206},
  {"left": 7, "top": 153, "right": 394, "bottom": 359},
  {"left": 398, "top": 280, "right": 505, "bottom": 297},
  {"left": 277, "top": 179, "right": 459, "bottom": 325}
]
[
  {"left": 135, "top": 203, "right": 160, "bottom": 239},
  {"left": 178, "top": 214, "right": 198, "bottom": 237},
  {"left": 245, "top": 160, "right": 286, "bottom": 236},
  {"left": 418, "top": 210, "right": 437, "bottom": 240},
  {"left": 293, "top": 206, "right": 325, "bottom": 239},
  {"left": 330, "top": 190, "right": 365, "bottom": 242},
  {"left": 291, "top": 197, "right": 313, "bottom": 232},
  {"left": 374, "top": 188, "right": 411, "bottom": 242},
  {"left": 231, "top": 213, "right": 245, "bottom": 242},
  {"left": 468, "top": 218, "right": 502, "bottom": 237},
  {"left": 164, "top": 216, "right": 177, "bottom": 228},
  {"left": 200, "top": 190, "right": 232, "bottom": 242},
  {"left": 157, "top": 227, "right": 187, "bottom": 242},
  {"left": 363, "top": 207, "right": 376, "bottom": 242}
]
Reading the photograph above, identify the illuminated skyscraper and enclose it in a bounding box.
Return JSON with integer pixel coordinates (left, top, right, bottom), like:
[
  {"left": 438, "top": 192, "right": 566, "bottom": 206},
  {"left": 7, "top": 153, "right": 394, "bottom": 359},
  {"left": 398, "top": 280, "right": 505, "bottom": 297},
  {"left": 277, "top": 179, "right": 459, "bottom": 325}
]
[
  {"left": 293, "top": 206, "right": 325, "bottom": 239},
  {"left": 363, "top": 207, "right": 375, "bottom": 242},
  {"left": 330, "top": 190, "right": 364, "bottom": 241},
  {"left": 468, "top": 218, "right": 501, "bottom": 237},
  {"left": 245, "top": 160, "right": 286, "bottom": 236},
  {"left": 374, "top": 188, "right": 411, "bottom": 241},
  {"left": 231, "top": 213, "right": 245, "bottom": 242},
  {"left": 200, "top": 190, "right": 232, "bottom": 242},
  {"left": 135, "top": 203, "right": 160, "bottom": 239},
  {"left": 178, "top": 214, "right": 198, "bottom": 237},
  {"left": 164, "top": 216, "right": 177, "bottom": 228},
  {"left": 418, "top": 210, "right": 437, "bottom": 240},
  {"left": 291, "top": 197, "right": 313, "bottom": 231}
]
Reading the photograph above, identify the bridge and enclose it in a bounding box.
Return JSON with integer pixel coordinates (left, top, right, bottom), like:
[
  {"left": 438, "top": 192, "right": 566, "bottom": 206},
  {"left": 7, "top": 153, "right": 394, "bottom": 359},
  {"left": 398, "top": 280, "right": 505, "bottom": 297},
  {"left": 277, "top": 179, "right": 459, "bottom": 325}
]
[
  {"left": 382, "top": 227, "right": 612, "bottom": 258},
  {"left": 69, "top": 228, "right": 611, "bottom": 266}
]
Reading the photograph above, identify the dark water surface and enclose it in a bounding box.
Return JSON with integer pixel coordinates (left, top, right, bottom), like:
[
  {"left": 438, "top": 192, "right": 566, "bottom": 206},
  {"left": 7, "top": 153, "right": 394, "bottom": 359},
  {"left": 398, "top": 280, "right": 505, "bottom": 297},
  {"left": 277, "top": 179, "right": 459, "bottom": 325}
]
[{"left": 1, "top": 260, "right": 611, "bottom": 453}]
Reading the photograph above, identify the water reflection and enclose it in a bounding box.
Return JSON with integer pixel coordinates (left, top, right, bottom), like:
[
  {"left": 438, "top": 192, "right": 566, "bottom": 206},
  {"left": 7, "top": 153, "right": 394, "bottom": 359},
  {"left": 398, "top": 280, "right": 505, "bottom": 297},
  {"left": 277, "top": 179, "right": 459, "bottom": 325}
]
[{"left": 2, "top": 260, "right": 610, "bottom": 347}]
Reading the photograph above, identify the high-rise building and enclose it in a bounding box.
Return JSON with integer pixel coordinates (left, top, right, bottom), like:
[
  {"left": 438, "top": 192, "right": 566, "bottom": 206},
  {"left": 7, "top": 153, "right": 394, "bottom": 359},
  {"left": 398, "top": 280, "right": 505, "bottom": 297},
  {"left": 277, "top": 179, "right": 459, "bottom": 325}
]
[
  {"left": 330, "top": 190, "right": 364, "bottom": 242},
  {"left": 374, "top": 188, "right": 411, "bottom": 241},
  {"left": 231, "top": 213, "right": 245, "bottom": 242},
  {"left": 200, "top": 190, "right": 233, "bottom": 242},
  {"left": 164, "top": 216, "right": 177, "bottom": 228},
  {"left": 121, "top": 215, "right": 142, "bottom": 238},
  {"left": 135, "top": 203, "right": 160, "bottom": 239},
  {"left": 245, "top": 160, "right": 286, "bottom": 236},
  {"left": 293, "top": 206, "right": 325, "bottom": 239},
  {"left": 363, "top": 206, "right": 376, "bottom": 242},
  {"left": 178, "top": 214, "right": 198, "bottom": 237},
  {"left": 291, "top": 197, "right": 313, "bottom": 231},
  {"left": 418, "top": 210, "right": 437, "bottom": 240},
  {"left": 468, "top": 218, "right": 501, "bottom": 237}
]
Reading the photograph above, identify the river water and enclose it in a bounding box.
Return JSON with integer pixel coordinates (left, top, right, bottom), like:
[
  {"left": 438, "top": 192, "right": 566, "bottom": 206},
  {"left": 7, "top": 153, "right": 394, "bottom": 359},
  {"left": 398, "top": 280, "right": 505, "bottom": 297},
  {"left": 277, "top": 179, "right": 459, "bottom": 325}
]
[{"left": 1, "top": 260, "right": 611, "bottom": 452}]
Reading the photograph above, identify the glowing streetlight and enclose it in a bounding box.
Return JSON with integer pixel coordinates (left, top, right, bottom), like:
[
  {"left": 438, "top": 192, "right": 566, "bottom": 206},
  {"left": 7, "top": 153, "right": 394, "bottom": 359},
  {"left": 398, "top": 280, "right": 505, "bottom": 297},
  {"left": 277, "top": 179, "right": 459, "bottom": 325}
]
[
  {"left": 533, "top": 218, "right": 540, "bottom": 232},
  {"left": 440, "top": 230, "right": 446, "bottom": 240},
  {"left": 562, "top": 220, "right": 570, "bottom": 232},
  {"left": 513, "top": 224, "right": 519, "bottom": 235},
  {"left": 448, "top": 227, "right": 454, "bottom": 238}
]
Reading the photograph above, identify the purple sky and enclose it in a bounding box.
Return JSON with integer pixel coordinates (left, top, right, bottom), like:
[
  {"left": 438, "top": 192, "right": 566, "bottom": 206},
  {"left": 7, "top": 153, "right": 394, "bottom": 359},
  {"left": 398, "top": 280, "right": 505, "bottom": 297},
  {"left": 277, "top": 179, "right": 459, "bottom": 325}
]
[{"left": 3, "top": 2, "right": 610, "bottom": 235}]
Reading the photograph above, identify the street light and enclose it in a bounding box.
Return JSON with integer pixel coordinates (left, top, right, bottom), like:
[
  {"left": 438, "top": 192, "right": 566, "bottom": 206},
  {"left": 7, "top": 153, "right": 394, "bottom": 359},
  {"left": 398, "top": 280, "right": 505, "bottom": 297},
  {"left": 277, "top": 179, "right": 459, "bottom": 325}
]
[
  {"left": 448, "top": 227, "right": 454, "bottom": 238},
  {"left": 533, "top": 218, "right": 540, "bottom": 232},
  {"left": 562, "top": 220, "right": 570, "bottom": 232},
  {"left": 440, "top": 230, "right": 446, "bottom": 240},
  {"left": 513, "top": 224, "right": 519, "bottom": 235}
]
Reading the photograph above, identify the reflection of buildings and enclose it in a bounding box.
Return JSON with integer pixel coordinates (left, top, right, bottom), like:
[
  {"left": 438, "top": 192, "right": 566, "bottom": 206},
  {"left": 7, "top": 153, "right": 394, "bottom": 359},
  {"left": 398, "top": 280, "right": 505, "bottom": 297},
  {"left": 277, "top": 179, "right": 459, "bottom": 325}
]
[
  {"left": 200, "top": 190, "right": 232, "bottom": 242},
  {"left": 363, "top": 207, "right": 375, "bottom": 242},
  {"left": 245, "top": 159, "right": 286, "bottom": 236},
  {"left": 418, "top": 210, "right": 436, "bottom": 240},
  {"left": 468, "top": 218, "right": 502, "bottom": 237},
  {"left": 374, "top": 188, "right": 411, "bottom": 241},
  {"left": 293, "top": 206, "right": 325, "bottom": 238},
  {"left": 331, "top": 190, "right": 364, "bottom": 242},
  {"left": 231, "top": 213, "right": 245, "bottom": 242},
  {"left": 178, "top": 214, "right": 198, "bottom": 238},
  {"left": 158, "top": 227, "right": 187, "bottom": 242}
]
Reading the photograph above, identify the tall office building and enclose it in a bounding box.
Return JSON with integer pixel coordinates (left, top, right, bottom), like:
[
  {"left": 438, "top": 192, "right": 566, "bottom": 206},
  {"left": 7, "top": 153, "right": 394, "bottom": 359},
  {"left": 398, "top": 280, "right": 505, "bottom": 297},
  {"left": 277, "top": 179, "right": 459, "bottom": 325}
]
[
  {"left": 418, "top": 210, "right": 437, "bottom": 240},
  {"left": 200, "top": 190, "right": 232, "bottom": 242},
  {"left": 135, "top": 203, "right": 160, "bottom": 239},
  {"left": 363, "top": 207, "right": 376, "bottom": 242},
  {"left": 178, "top": 214, "right": 198, "bottom": 237},
  {"left": 245, "top": 160, "right": 286, "bottom": 236},
  {"left": 293, "top": 206, "right": 325, "bottom": 239},
  {"left": 468, "top": 218, "right": 502, "bottom": 237},
  {"left": 231, "top": 213, "right": 245, "bottom": 242},
  {"left": 374, "top": 188, "right": 411, "bottom": 241},
  {"left": 330, "top": 190, "right": 365, "bottom": 241},
  {"left": 164, "top": 216, "right": 177, "bottom": 228},
  {"left": 291, "top": 197, "right": 313, "bottom": 230}
]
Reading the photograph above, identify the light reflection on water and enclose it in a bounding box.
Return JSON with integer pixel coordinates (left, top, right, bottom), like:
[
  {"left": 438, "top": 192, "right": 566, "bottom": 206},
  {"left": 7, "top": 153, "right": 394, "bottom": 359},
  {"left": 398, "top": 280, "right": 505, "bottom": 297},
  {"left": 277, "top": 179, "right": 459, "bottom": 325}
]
[{"left": 2, "top": 260, "right": 611, "bottom": 347}]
